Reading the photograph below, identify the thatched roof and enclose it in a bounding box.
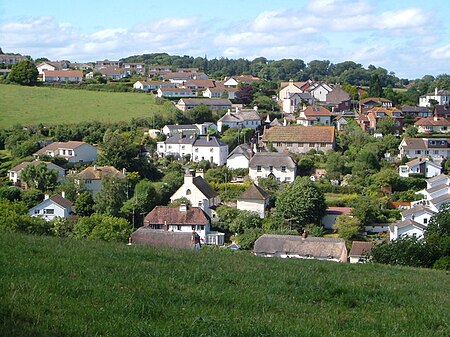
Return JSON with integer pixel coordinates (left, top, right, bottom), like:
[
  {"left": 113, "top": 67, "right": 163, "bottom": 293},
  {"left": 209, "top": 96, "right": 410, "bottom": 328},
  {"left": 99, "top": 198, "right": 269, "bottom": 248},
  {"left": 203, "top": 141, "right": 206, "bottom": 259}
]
[{"left": 131, "top": 227, "right": 199, "bottom": 249}]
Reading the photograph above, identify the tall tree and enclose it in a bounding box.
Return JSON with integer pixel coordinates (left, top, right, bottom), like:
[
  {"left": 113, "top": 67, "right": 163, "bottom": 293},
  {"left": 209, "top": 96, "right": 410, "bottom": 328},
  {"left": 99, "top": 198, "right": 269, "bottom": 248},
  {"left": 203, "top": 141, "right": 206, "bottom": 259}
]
[
  {"left": 276, "top": 177, "right": 326, "bottom": 229},
  {"left": 368, "top": 74, "right": 383, "bottom": 97},
  {"left": 20, "top": 163, "right": 58, "bottom": 191},
  {"left": 8, "top": 59, "right": 38, "bottom": 85},
  {"left": 94, "top": 175, "right": 128, "bottom": 217}
]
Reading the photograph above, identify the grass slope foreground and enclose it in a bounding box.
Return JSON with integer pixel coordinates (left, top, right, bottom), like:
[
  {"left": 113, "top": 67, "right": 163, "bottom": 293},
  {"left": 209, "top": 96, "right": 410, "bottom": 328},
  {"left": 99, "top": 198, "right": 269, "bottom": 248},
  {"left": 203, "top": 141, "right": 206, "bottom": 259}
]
[
  {"left": 0, "top": 84, "right": 170, "bottom": 128},
  {"left": 1, "top": 233, "right": 450, "bottom": 337}
]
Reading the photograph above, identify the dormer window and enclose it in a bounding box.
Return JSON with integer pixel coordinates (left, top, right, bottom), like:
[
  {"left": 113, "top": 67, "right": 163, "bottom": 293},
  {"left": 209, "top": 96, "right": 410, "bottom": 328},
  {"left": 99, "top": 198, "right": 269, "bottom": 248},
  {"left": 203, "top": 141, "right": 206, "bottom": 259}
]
[{"left": 186, "top": 189, "right": 191, "bottom": 195}]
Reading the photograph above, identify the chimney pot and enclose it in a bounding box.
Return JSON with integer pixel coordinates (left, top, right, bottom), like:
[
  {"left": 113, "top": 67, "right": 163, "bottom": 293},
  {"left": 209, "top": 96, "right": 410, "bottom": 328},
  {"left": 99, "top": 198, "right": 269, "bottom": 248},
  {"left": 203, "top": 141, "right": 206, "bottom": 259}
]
[
  {"left": 44, "top": 194, "right": 49, "bottom": 200},
  {"left": 61, "top": 191, "right": 66, "bottom": 199}
]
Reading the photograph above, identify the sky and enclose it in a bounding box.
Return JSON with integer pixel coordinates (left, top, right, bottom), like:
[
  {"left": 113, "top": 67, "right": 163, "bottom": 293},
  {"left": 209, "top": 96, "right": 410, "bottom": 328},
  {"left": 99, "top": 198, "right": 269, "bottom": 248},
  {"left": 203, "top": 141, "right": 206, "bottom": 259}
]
[{"left": 0, "top": 0, "right": 449, "bottom": 79}]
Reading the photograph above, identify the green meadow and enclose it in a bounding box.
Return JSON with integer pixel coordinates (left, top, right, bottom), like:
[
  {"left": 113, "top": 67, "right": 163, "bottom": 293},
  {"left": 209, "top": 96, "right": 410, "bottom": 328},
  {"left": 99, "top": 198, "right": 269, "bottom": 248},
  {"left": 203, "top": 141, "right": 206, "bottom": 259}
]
[
  {"left": 1, "top": 233, "right": 449, "bottom": 337},
  {"left": 0, "top": 84, "right": 171, "bottom": 128}
]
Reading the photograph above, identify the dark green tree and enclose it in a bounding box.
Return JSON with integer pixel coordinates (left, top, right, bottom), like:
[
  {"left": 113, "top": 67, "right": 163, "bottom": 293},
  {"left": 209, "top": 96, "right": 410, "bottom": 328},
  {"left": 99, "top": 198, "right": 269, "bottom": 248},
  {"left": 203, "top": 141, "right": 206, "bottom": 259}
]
[
  {"left": 75, "top": 191, "right": 95, "bottom": 216},
  {"left": 276, "top": 177, "right": 326, "bottom": 229},
  {"left": 20, "top": 163, "right": 58, "bottom": 191},
  {"left": 8, "top": 59, "right": 38, "bottom": 85},
  {"left": 93, "top": 175, "right": 128, "bottom": 217},
  {"left": 368, "top": 74, "right": 383, "bottom": 97}
]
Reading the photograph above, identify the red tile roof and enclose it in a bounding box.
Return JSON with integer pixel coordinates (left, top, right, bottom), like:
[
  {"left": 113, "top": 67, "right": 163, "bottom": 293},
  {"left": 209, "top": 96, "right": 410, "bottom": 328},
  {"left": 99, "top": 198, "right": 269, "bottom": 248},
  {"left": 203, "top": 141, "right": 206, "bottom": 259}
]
[
  {"left": 303, "top": 106, "right": 332, "bottom": 116},
  {"left": 262, "top": 125, "right": 335, "bottom": 143},
  {"left": 415, "top": 116, "right": 450, "bottom": 126}
]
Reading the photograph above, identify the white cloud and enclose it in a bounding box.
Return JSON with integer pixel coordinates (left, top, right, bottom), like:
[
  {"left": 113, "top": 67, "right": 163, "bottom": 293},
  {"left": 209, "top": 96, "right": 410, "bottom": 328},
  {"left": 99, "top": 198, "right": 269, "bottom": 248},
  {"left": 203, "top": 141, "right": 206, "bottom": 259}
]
[
  {"left": 430, "top": 44, "right": 450, "bottom": 59},
  {"left": 378, "top": 8, "right": 429, "bottom": 30}
]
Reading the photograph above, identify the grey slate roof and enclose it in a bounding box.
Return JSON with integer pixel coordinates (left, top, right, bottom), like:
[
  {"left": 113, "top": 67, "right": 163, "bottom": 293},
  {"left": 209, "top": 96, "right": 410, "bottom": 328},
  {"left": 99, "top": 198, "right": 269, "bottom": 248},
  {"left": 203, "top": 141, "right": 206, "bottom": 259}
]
[
  {"left": 238, "top": 184, "right": 270, "bottom": 201},
  {"left": 391, "top": 219, "right": 427, "bottom": 231},
  {"left": 426, "top": 184, "right": 449, "bottom": 194},
  {"left": 404, "top": 158, "right": 441, "bottom": 169},
  {"left": 193, "top": 176, "right": 218, "bottom": 199},
  {"left": 427, "top": 174, "right": 448, "bottom": 184},
  {"left": 249, "top": 152, "right": 296, "bottom": 169},
  {"left": 165, "top": 124, "right": 198, "bottom": 132},
  {"left": 401, "top": 205, "right": 435, "bottom": 218},
  {"left": 431, "top": 193, "right": 450, "bottom": 205},
  {"left": 193, "top": 135, "right": 227, "bottom": 147},
  {"left": 227, "top": 143, "right": 253, "bottom": 160},
  {"left": 218, "top": 109, "right": 261, "bottom": 123},
  {"left": 164, "top": 134, "right": 197, "bottom": 145},
  {"left": 253, "top": 234, "right": 347, "bottom": 261}
]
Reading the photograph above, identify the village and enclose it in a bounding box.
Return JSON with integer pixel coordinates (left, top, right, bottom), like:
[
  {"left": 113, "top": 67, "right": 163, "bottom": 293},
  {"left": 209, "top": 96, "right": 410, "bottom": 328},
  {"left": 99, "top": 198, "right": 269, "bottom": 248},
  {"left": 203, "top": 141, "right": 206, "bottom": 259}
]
[{"left": 2, "top": 52, "right": 450, "bottom": 267}]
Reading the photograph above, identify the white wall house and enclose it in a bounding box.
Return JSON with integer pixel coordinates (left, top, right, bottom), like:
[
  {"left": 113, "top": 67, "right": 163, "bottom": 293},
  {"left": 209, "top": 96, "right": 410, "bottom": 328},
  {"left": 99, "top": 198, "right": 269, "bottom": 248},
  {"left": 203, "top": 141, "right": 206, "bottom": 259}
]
[
  {"left": 29, "top": 194, "right": 73, "bottom": 221},
  {"left": 389, "top": 205, "right": 436, "bottom": 240},
  {"left": 419, "top": 88, "right": 450, "bottom": 107},
  {"left": 217, "top": 107, "right": 261, "bottom": 132},
  {"left": 156, "top": 88, "right": 198, "bottom": 98},
  {"left": 249, "top": 152, "right": 297, "bottom": 183},
  {"left": 203, "top": 87, "right": 237, "bottom": 99},
  {"left": 33, "top": 141, "right": 97, "bottom": 164},
  {"left": 170, "top": 171, "right": 220, "bottom": 218},
  {"left": 8, "top": 161, "right": 65, "bottom": 186},
  {"left": 297, "top": 106, "right": 332, "bottom": 126},
  {"left": 398, "top": 158, "right": 442, "bottom": 178},
  {"left": 236, "top": 184, "right": 270, "bottom": 218},
  {"left": 226, "top": 143, "right": 254, "bottom": 169},
  {"left": 399, "top": 138, "right": 450, "bottom": 164},
  {"left": 42, "top": 70, "right": 83, "bottom": 83},
  {"left": 308, "top": 82, "right": 333, "bottom": 102},
  {"left": 76, "top": 166, "right": 126, "bottom": 196},
  {"left": 414, "top": 116, "right": 450, "bottom": 134}
]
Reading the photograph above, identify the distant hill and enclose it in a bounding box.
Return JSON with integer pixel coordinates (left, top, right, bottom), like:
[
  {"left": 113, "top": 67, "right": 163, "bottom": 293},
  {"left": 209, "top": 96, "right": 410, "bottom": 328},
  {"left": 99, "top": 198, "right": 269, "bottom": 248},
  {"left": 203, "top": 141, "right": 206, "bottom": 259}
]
[
  {"left": 0, "top": 84, "right": 175, "bottom": 128},
  {"left": 1, "top": 232, "right": 449, "bottom": 337}
]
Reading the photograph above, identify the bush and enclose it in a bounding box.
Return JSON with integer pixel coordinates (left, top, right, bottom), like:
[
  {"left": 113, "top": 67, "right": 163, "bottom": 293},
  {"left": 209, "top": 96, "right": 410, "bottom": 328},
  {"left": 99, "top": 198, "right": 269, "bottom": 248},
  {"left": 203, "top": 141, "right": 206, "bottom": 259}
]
[
  {"left": 73, "top": 213, "right": 132, "bottom": 242},
  {"left": 433, "top": 256, "right": 450, "bottom": 271},
  {"left": 236, "top": 228, "right": 264, "bottom": 250}
]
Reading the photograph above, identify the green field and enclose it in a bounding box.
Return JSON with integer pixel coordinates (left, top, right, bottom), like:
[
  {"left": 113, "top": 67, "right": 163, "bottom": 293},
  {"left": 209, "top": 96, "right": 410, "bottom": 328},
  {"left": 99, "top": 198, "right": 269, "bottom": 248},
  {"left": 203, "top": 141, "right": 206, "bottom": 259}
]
[
  {"left": 1, "top": 233, "right": 449, "bottom": 337},
  {"left": 0, "top": 84, "right": 172, "bottom": 128}
]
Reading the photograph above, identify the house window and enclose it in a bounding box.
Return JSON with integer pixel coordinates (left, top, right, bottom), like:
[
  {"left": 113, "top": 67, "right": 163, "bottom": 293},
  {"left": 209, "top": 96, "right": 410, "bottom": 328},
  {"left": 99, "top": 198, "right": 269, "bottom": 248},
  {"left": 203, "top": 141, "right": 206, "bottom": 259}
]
[
  {"left": 181, "top": 146, "right": 185, "bottom": 150},
  {"left": 320, "top": 143, "right": 325, "bottom": 147},
  {"left": 309, "top": 143, "right": 315, "bottom": 147},
  {"left": 276, "top": 177, "right": 281, "bottom": 182},
  {"left": 257, "top": 165, "right": 261, "bottom": 172},
  {"left": 195, "top": 148, "right": 198, "bottom": 152},
  {"left": 281, "top": 166, "right": 286, "bottom": 172},
  {"left": 192, "top": 226, "right": 196, "bottom": 231},
  {"left": 85, "top": 180, "right": 92, "bottom": 184},
  {"left": 177, "top": 225, "right": 182, "bottom": 231},
  {"left": 197, "top": 225, "right": 205, "bottom": 231},
  {"left": 150, "top": 224, "right": 163, "bottom": 230},
  {"left": 68, "top": 150, "right": 73, "bottom": 156},
  {"left": 425, "top": 150, "right": 429, "bottom": 155},
  {"left": 269, "top": 166, "right": 273, "bottom": 172},
  {"left": 210, "top": 148, "right": 214, "bottom": 152},
  {"left": 276, "top": 142, "right": 282, "bottom": 147},
  {"left": 424, "top": 218, "right": 428, "bottom": 224},
  {"left": 415, "top": 150, "right": 421, "bottom": 154},
  {"left": 285, "top": 177, "right": 291, "bottom": 182},
  {"left": 44, "top": 209, "right": 54, "bottom": 215},
  {"left": 186, "top": 189, "right": 191, "bottom": 195},
  {"left": 34, "top": 209, "right": 40, "bottom": 214},
  {"left": 168, "top": 145, "right": 172, "bottom": 149}
]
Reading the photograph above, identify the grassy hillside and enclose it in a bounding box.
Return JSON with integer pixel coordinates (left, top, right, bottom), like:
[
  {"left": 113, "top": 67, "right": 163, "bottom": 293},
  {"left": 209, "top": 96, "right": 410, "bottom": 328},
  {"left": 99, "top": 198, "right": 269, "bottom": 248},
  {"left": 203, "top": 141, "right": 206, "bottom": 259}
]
[
  {"left": 1, "top": 233, "right": 450, "bottom": 337},
  {"left": 0, "top": 84, "right": 172, "bottom": 128}
]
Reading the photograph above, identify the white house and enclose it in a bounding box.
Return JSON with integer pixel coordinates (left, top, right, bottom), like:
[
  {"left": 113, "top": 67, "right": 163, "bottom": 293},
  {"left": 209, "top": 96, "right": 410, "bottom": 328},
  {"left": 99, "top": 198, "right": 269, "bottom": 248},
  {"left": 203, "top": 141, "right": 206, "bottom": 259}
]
[
  {"left": 321, "top": 207, "right": 353, "bottom": 230},
  {"left": 36, "top": 61, "right": 69, "bottom": 75},
  {"left": 34, "top": 141, "right": 97, "bottom": 164},
  {"left": 419, "top": 88, "right": 450, "bottom": 107},
  {"left": 307, "top": 82, "right": 333, "bottom": 102},
  {"left": 156, "top": 88, "right": 198, "bottom": 98},
  {"left": 122, "top": 62, "right": 145, "bottom": 75},
  {"left": 29, "top": 193, "right": 73, "bottom": 221},
  {"left": 202, "top": 87, "right": 237, "bottom": 99},
  {"left": 398, "top": 138, "right": 450, "bottom": 164},
  {"left": 76, "top": 165, "right": 126, "bottom": 196},
  {"left": 170, "top": 170, "right": 220, "bottom": 218},
  {"left": 281, "top": 92, "right": 313, "bottom": 114},
  {"left": 226, "top": 143, "right": 254, "bottom": 169},
  {"left": 398, "top": 158, "right": 442, "bottom": 178},
  {"left": 8, "top": 161, "right": 65, "bottom": 186},
  {"left": 42, "top": 70, "right": 83, "bottom": 83},
  {"left": 157, "top": 134, "right": 228, "bottom": 166},
  {"left": 334, "top": 116, "right": 348, "bottom": 131},
  {"left": 237, "top": 184, "right": 270, "bottom": 218},
  {"left": 349, "top": 241, "right": 373, "bottom": 263},
  {"left": 162, "top": 123, "right": 217, "bottom": 136},
  {"left": 217, "top": 106, "right": 261, "bottom": 132},
  {"left": 249, "top": 152, "right": 297, "bottom": 183},
  {"left": 297, "top": 106, "right": 332, "bottom": 126},
  {"left": 414, "top": 116, "right": 450, "bottom": 134},
  {"left": 389, "top": 205, "right": 436, "bottom": 240}
]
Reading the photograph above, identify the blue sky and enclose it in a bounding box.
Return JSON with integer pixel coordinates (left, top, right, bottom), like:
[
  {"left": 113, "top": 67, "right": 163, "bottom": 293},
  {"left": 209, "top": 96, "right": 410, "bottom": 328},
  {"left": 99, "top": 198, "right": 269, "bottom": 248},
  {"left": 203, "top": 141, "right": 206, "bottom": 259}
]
[{"left": 1, "top": 0, "right": 449, "bottom": 79}]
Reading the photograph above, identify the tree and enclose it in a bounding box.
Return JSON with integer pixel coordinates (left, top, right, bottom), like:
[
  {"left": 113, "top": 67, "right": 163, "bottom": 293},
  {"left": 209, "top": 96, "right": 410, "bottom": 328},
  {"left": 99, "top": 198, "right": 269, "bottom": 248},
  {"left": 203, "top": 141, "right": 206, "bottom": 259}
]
[
  {"left": 8, "top": 59, "right": 38, "bottom": 85},
  {"left": 368, "top": 74, "right": 383, "bottom": 97},
  {"left": 73, "top": 213, "right": 132, "bottom": 242},
  {"left": 75, "top": 191, "right": 95, "bottom": 216},
  {"left": 351, "top": 196, "right": 379, "bottom": 226},
  {"left": 335, "top": 215, "right": 361, "bottom": 240},
  {"left": 235, "top": 84, "right": 254, "bottom": 105},
  {"left": 276, "top": 177, "right": 326, "bottom": 229},
  {"left": 94, "top": 176, "right": 128, "bottom": 217},
  {"left": 376, "top": 117, "right": 396, "bottom": 135},
  {"left": 326, "top": 151, "right": 347, "bottom": 180},
  {"left": 189, "top": 104, "right": 213, "bottom": 123},
  {"left": 97, "top": 130, "right": 140, "bottom": 170},
  {"left": 20, "top": 163, "right": 58, "bottom": 191},
  {"left": 229, "top": 211, "right": 262, "bottom": 234}
]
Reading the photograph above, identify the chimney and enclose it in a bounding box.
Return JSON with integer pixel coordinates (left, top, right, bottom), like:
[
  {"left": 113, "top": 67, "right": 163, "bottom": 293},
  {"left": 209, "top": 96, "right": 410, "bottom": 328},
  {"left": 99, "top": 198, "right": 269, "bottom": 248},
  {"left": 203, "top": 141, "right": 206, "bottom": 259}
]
[
  {"left": 94, "top": 165, "right": 98, "bottom": 171},
  {"left": 289, "top": 79, "right": 294, "bottom": 85},
  {"left": 122, "top": 168, "right": 126, "bottom": 176},
  {"left": 236, "top": 106, "right": 240, "bottom": 113},
  {"left": 253, "top": 105, "right": 258, "bottom": 112},
  {"left": 206, "top": 134, "right": 210, "bottom": 142},
  {"left": 435, "top": 87, "right": 438, "bottom": 96},
  {"left": 44, "top": 194, "right": 49, "bottom": 200},
  {"left": 283, "top": 118, "right": 287, "bottom": 126},
  {"left": 61, "top": 191, "right": 66, "bottom": 199},
  {"left": 184, "top": 169, "right": 195, "bottom": 184},
  {"left": 301, "top": 230, "right": 308, "bottom": 240},
  {"left": 164, "top": 221, "right": 168, "bottom": 231},
  {"left": 265, "top": 114, "right": 271, "bottom": 123},
  {"left": 196, "top": 169, "right": 204, "bottom": 178},
  {"left": 179, "top": 203, "right": 187, "bottom": 212},
  {"left": 227, "top": 108, "right": 231, "bottom": 115}
]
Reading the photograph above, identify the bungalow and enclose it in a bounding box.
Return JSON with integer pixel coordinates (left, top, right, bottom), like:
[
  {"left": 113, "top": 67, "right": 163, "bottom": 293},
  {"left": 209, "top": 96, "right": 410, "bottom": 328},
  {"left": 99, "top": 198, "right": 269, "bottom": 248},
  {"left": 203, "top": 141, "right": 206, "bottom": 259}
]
[
  {"left": 226, "top": 143, "right": 254, "bottom": 169},
  {"left": 297, "top": 106, "right": 332, "bottom": 126},
  {"left": 42, "top": 70, "right": 83, "bottom": 83},
  {"left": 224, "top": 75, "right": 260, "bottom": 87},
  {"left": 133, "top": 81, "right": 177, "bottom": 91},
  {"left": 398, "top": 158, "right": 442, "bottom": 178},
  {"left": 321, "top": 207, "right": 353, "bottom": 230},
  {"left": 237, "top": 183, "right": 270, "bottom": 218},
  {"left": 8, "top": 161, "right": 65, "bottom": 187},
  {"left": 131, "top": 227, "right": 202, "bottom": 249},
  {"left": 175, "top": 98, "right": 232, "bottom": 112},
  {"left": 249, "top": 152, "right": 297, "bottom": 183},
  {"left": 97, "top": 66, "right": 127, "bottom": 80},
  {"left": 33, "top": 141, "right": 97, "bottom": 164},
  {"left": 349, "top": 241, "right": 373, "bottom": 263},
  {"left": 156, "top": 87, "right": 198, "bottom": 98},
  {"left": 76, "top": 165, "right": 126, "bottom": 196},
  {"left": 170, "top": 170, "right": 220, "bottom": 218},
  {"left": 217, "top": 107, "right": 261, "bottom": 132},
  {"left": 389, "top": 205, "right": 436, "bottom": 240},
  {"left": 29, "top": 193, "right": 73, "bottom": 221},
  {"left": 261, "top": 125, "right": 335, "bottom": 153},
  {"left": 37, "top": 61, "right": 69, "bottom": 75},
  {"left": 414, "top": 116, "right": 450, "bottom": 134},
  {"left": 95, "top": 60, "right": 120, "bottom": 69},
  {"left": 183, "top": 79, "right": 214, "bottom": 89},
  {"left": 202, "top": 87, "right": 238, "bottom": 99},
  {"left": 419, "top": 88, "right": 450, "bottom": 107},
  {"left": 253, "top": 234, "right": 348, "bottom": 263}
]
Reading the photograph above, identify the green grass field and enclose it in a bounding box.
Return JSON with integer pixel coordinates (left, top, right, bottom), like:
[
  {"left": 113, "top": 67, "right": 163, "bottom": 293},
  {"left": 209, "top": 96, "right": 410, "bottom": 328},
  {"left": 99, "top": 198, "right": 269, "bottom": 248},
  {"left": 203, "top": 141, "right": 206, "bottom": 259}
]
[
  {"left": 1, "top": 233, "right": 449, "bottom": 337},
  {"left": 0, "top": 84, "right": 172, "bottom": 128}
]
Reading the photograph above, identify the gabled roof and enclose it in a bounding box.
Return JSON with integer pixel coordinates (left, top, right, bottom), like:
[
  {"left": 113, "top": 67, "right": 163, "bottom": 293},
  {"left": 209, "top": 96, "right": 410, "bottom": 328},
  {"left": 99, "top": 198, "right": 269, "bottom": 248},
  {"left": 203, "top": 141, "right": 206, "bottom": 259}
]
[
  {"left": 178, "top": 98, "right": 232, "bottom": 106},
  {"left": 359, "top": 97, "right": 392, "bottom": 105},
  {"left": 77, "top": 166, "right": 125, "bottom": 180},
  {"left": 192, "top": 176, "right": 218, "bottom": 199},
  {"left": 9, "top": 160, "right": 63, "bottom": 173},
  {"left": 401, "top": 205, "right": 436, "bottom": 218},
  {"left": 400, "top": 138, "right": 428, "bottom": 150},
  {"left": 49, "top": 194, "right": 73, "bottom": 209},
  {"left": 427, "top": 173, "right": 448, "bottom": 184},
  {"left": 415, "top": 116, "right": 450, "bottom": 126},
  {"left": 143, "top": 206, "right": 209, "bottom": 226},
  {"left": 164, "top": 133, "right": 197, "bottom": 145},
  {"left": 227, "top": 143, "right": 253, "bottom": 160},
  {"left": 43, "top": 70, "right": 83, "bottom": 77},
  {"left": 218, "top": 109, "right": 261, "bottom": 123},
  {"left": 303, "top": 106, "right": 332, "bottom": 117},
  {"left": 349, "top": 241, "right": 373, "bottom": 257},
  {"left": 238, "top": 184, "right": 270, "bottom": 201},
  {"left": 249, "top": 152, "right": 296, "bottom": 169},
  {"left": 401, "top": 105, "right": 432, "bottom": 114},
  {"left": 431, "top": 193, "right": 450, "bottom": 205},
  {"left": 193, "top": 135, "right": 227, "bottom": 147},
  {"left": 391, "top": 219, "right": 427, "bottom": 231},
  {"left": 404, "top": 158, "right": 442, "bottom": 169},
  {"left": 424, "top": 89, "right": 450, "bottom": 96},
  {"left": 164, "top": 124, "right": 198, "bottom": 132},
  {"left": 262, "top": 125, "right": 335, "bottom": 144},
  {"left": 34, "top": 141, "right": 88, "bottom": 155},
  {"left": 254, "top": 234, "right": 347, "bottom": 261}
]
